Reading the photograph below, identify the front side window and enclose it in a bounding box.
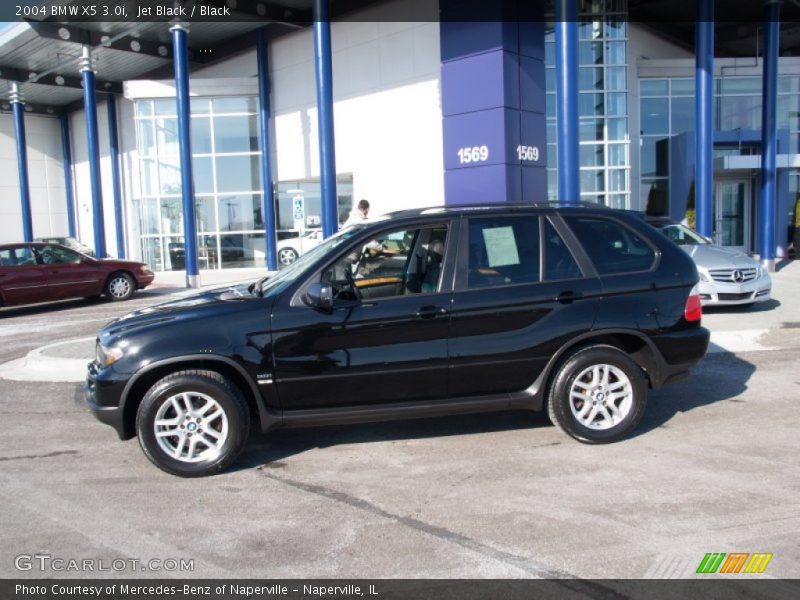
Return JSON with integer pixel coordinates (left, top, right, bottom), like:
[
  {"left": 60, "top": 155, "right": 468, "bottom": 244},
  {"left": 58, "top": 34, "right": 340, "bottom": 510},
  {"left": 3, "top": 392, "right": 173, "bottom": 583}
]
[
  {"left": 467, "top": 216, "right": 540, "bottom": 289},
  {"left": 36, "top": 245, "right": 81, "bottom": 265},
  {"left": 322, "top": 225, "right": 448, "bottom": 301},
  {"left": 564, "top": 216, "right": 655, "bottom": 274}
]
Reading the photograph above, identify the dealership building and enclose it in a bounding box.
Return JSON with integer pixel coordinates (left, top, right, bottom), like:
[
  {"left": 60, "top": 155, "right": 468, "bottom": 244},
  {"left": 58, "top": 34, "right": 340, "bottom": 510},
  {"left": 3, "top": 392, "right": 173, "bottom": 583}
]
[{"left": 0, "top": 0, "right": 798, "bottom": 284}]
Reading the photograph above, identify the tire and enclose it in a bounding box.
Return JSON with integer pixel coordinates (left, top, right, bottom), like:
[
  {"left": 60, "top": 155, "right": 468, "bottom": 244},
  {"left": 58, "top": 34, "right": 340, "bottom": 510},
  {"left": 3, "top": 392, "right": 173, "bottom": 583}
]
[
  {"left": 136, "top": 370, "right": 250, "bottom": 477},
  {"left": 278, "top": 247, "right": 299, "bottom": 267},
  {"left": 105, "top": 272, "right": 136, "bottom": 301},
  {"left": 546, "top": 345, "right": 647, "bottom": 444}
]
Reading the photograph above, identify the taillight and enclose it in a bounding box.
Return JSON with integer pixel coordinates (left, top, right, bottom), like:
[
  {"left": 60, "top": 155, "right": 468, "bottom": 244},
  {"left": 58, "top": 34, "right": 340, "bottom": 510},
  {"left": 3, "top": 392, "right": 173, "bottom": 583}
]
[{"left": 684, "top": 284, "right": 702, "bottom": 322}]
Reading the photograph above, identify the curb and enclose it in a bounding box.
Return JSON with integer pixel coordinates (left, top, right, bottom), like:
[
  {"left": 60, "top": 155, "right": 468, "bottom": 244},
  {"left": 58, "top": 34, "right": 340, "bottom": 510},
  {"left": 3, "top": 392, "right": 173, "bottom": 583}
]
[{"left": 0, "top": 337, "right": 94, "bottom": 383}]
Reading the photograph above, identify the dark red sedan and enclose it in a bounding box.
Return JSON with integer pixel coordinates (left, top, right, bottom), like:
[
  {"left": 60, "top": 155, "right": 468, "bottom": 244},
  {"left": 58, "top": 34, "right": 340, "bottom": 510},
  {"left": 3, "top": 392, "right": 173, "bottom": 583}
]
[{"left": 0, "top": 242, "right": 155, "bottom": 308}]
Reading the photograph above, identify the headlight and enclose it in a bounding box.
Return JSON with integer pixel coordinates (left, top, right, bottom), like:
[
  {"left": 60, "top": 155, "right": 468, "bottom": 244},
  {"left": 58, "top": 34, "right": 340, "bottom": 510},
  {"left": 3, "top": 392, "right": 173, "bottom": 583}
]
[
  {"left": 95, "top": 342, "right": 124, "bottom": 367},
  {"left": 698, "top": 269, "right": 709, "bottom": 282},
  {"left": 756, "top": 265, "right": 764, "bottom": 278}
]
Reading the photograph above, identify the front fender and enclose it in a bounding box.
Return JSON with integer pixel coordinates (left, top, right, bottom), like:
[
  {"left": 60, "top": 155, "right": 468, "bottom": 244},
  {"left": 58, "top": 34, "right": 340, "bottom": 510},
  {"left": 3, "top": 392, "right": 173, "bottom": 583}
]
[{"left": 118, "top": 354, "right": 278, "bottom": 436}]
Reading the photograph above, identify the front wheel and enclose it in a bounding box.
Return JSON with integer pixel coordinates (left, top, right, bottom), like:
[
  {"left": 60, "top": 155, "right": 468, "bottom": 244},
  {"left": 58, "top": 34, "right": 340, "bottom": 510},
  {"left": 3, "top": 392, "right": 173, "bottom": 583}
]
[
  {"left": 278, "top": 247, "right": 299, "bottom": 266},
  {"left": 546, "top": 346, "right": 647, "bottom": 444},
  {"left": 105, "top": 272, "right": 135, "bottom": 301},
  {"left": 136, "top": 370, "right": 250, "bottom": 477}
]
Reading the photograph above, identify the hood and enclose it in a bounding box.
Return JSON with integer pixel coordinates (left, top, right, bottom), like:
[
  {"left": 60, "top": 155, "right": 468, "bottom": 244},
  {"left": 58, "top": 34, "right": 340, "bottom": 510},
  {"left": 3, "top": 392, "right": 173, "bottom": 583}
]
[
  {"left": 681, "top": 244, "right": 759, "bottom": 270},
  {"left": 101, "top": 283, "right": 256, "bottom": 337},
  {"left": 96, "top": 257, "right": 148, "bottom": 269}
]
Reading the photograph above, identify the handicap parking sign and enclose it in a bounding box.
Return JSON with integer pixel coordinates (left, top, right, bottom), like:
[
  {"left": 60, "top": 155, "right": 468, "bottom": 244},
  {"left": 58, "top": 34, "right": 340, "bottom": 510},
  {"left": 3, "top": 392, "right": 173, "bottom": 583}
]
[{"left": 292, "top": 197, "right": 305, "bottom": 221}]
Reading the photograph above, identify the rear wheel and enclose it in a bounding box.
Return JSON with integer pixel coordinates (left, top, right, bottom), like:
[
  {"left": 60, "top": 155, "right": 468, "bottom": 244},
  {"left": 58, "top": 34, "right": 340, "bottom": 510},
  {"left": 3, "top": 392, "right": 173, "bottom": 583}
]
[
  {"left": 547, "top": 346, "right": 647, "bottom": 444},
  {"left": 136, "top": 370, "right": 250, "bottom": 477},
  {"left": 105, "top": 272, "right": 135, "bottom": 301}
]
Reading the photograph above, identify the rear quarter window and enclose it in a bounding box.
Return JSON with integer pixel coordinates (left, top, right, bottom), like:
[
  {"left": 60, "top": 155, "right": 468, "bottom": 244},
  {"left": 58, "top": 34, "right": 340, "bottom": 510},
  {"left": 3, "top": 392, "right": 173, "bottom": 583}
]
[{"left": 564, "top": 216, "right": 656, "bottom": 275}]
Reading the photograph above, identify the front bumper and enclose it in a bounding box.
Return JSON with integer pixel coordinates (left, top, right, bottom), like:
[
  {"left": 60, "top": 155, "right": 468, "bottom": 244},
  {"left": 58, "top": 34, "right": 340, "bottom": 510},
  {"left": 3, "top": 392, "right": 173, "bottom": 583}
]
[
  {"left": 137, "top": 272, "right": 155, "bottom": 289},
  {"left": 84, "top": 361, "right": 130, "bottom": 439},
  {"left": 698, "top": 277, "right": 771, "bottom": 306}
]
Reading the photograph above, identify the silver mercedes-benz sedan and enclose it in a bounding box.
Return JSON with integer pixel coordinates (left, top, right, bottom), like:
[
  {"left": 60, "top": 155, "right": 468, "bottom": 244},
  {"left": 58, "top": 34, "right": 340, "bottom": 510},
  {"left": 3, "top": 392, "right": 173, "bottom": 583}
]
[{"left": 648, "top": 219, "right": 771, "bottom": 307}]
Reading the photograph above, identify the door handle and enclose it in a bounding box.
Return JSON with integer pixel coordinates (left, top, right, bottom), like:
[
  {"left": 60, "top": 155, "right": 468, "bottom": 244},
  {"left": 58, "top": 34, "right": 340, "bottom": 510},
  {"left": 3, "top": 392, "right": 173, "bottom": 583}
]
[
  {"left": 556, "top": 291, "right": 581, "bottom": 304},
  {"left": 415, "top": 305, "right": 448, "bottom": 319}
]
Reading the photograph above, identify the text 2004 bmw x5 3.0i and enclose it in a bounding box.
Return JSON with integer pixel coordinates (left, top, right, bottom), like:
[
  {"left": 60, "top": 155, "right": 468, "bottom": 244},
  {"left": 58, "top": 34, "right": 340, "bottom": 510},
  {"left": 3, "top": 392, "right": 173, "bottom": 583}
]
[{"left": 85, "top": 204, "right": 710, "bottom": 477}]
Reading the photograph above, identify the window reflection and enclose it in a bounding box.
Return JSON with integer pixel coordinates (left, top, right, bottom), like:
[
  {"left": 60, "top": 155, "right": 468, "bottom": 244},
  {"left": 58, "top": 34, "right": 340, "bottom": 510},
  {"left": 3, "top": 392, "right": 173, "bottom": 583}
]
[{"left": 216, "top": 155, "right": 261, "bottom": 193}]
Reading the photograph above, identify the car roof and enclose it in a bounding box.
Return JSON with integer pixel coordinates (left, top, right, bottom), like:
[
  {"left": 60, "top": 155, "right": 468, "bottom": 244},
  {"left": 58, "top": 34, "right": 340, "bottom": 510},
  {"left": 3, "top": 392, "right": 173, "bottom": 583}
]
[
  {"left": 382, "top": 201, "right": 640, "bottom": 221},
  {"left": 645, "top": 216, "right": 678, "bottom": 226},
  {"left": 0, "top": 242, "right": 69, "bottom": 249}
]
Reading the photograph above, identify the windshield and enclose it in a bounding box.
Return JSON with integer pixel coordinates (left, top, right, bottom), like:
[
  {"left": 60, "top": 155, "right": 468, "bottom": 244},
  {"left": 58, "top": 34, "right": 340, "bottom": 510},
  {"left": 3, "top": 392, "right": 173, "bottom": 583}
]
[
  {"left": 659, "top": 224, "right": 709, "bottom": 246},
  {"left": 257, "top": 227, "right": 365, "bottom": 297}
]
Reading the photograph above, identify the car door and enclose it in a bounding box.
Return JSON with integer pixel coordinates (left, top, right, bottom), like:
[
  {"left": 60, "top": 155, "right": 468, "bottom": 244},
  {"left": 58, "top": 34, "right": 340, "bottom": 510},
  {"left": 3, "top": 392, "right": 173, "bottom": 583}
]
[
  {"left": 448, "top": 213, "right": 602, "bottom": 398},
  {"left": 560, "top": 215, "right": 662, "bottom": 333},
  {"left": 35, "top": 245, "right": 104, "bottom": 299},
  {"left": 270, "top": 221, "right": 456, "bottom": 410},
  {"left": 0, "top": 246, "right": 47, "bottom": 306}
]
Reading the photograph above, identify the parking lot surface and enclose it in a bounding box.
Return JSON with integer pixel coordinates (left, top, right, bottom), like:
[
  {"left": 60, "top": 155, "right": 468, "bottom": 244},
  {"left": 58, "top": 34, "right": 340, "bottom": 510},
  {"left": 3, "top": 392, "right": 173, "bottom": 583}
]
[{"left": 1, "top": 268, "right": 799, "bottom": 579}]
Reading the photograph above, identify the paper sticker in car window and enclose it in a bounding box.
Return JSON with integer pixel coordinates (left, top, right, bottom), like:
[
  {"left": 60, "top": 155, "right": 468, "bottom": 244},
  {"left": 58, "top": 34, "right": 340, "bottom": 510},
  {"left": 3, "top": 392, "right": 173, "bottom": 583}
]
[{"left": 482, "top": 226, "right": 520, "bottom": 267}]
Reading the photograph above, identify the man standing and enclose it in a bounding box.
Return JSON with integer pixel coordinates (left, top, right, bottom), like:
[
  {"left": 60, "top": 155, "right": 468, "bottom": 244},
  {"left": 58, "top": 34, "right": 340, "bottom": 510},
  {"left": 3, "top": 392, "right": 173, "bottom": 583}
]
[{"left": 342, "top": 199, "right": 370, "bottom": 229}]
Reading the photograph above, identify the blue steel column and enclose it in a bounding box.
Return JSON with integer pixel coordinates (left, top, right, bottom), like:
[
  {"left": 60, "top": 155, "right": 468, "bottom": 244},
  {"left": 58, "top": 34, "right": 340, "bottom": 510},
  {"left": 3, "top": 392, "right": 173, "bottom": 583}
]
[
  {"left": 760, "top": 0, "right": 781, "bottom": 271},
  {"left": 10, "top": 83, "right": 33, "bottom": 241},
  {"left": 60, "top": 114, "right": 77, "bottom": 238},
  {"left": 695, "top": 1, "right": 714, "bottom": 238},
  {"left": 555, "top": 0, "right": 579, "bottom": 205},
  {"left": 80, "top": 45, "right": 106, "bottom": 258},
  {"left": 257, "top": 29, "right": 278, "bottom": 270},
  {"left": 312, "top": 0, "right": 338, "bottom": 237},
  {"left": 171, "top": 24, "right": 199, "bottom": 288},
  {"left": 106, "top": 94, "right": 125, "bottom": 258}
]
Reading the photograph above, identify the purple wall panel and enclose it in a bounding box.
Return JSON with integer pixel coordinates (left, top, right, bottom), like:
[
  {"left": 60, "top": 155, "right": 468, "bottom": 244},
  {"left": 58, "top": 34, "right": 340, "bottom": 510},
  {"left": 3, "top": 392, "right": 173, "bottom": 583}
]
[
  {"left": 445, "top": 164, "right": 521, "bottom": 205},
  {"left": 442, "top": 108, "right": 518, "bottom": 170},
  {"left": 441, "top": 50, "right": 519, "bottom": 116},
  {"left": 440, "top": 1, "right": 546, "bottom": 205}
]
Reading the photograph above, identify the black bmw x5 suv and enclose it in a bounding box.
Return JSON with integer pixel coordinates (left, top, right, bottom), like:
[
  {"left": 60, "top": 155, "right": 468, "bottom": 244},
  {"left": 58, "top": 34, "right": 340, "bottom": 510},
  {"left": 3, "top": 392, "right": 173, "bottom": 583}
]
[{"left": 86, "top": 204, "right": 709, "bottom": 477}]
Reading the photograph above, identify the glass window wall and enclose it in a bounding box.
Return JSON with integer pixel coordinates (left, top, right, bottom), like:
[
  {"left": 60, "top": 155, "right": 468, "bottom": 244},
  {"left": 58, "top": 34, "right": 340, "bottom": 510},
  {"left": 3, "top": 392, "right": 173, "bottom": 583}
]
[
  {"left": 638, "top": 74, "right": 800, "bottom": 216},
  {"left": 545, "top": 0, "right": 631, "bottom": 208},
  {"left": 134, "top": 97, "right": 270, "bottom": 271}
]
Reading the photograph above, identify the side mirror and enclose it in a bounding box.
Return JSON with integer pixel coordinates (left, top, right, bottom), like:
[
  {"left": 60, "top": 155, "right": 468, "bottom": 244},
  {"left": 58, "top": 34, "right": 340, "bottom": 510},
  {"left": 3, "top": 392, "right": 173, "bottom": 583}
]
[{"left": 303, "top": 282, "right": 333, "bottom": 311}]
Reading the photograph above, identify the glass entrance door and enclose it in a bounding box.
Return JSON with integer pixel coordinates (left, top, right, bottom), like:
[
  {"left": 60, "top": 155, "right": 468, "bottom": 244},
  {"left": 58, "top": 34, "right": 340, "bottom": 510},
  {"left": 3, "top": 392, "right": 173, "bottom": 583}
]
[{"left": 714, "top": 179, "right": 750, "bottom": 251}]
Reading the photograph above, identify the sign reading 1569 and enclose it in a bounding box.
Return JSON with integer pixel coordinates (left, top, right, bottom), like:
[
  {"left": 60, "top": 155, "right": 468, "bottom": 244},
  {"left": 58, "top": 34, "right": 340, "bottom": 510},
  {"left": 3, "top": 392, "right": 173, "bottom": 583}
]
[
  {"left": 516, "top": 145, "right": 540, "bottom": 162},
  {"left": 457, "top": 145, "right": 540, "bottom": 164},
  {"left": 457, "top": 146, "right": 489, "bottom": 164}
]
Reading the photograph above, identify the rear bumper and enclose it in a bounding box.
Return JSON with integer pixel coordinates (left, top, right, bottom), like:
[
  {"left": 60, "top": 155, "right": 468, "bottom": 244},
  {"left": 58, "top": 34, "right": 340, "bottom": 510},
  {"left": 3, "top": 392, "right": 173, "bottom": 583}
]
[{"left": 649, "top": 326, "right": 710, "bottom": 388}]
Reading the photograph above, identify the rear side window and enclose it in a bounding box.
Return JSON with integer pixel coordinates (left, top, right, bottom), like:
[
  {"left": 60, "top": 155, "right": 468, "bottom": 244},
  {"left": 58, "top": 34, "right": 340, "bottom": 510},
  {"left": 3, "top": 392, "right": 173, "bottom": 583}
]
[
  {"left": 0, "top": 249, "right": 13, "bottom": 266},
  {"left": 0, "top": 247, "right": 36, "bottom": 266},
  {"left": 564, "top": 216, "right": 655, "bottom": 275},
  {"left": 467, "top": 216, "right": 540, "bottom": 289}
]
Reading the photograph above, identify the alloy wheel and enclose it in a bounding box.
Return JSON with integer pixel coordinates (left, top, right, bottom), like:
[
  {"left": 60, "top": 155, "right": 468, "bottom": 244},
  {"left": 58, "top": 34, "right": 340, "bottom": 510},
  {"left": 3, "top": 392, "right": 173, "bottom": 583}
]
[
  {"left": 153, "top": 391, "right": 229, "bottom": 463},
  {"left": 568, "top": 364, "right": 633, "bottom": 431}
]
